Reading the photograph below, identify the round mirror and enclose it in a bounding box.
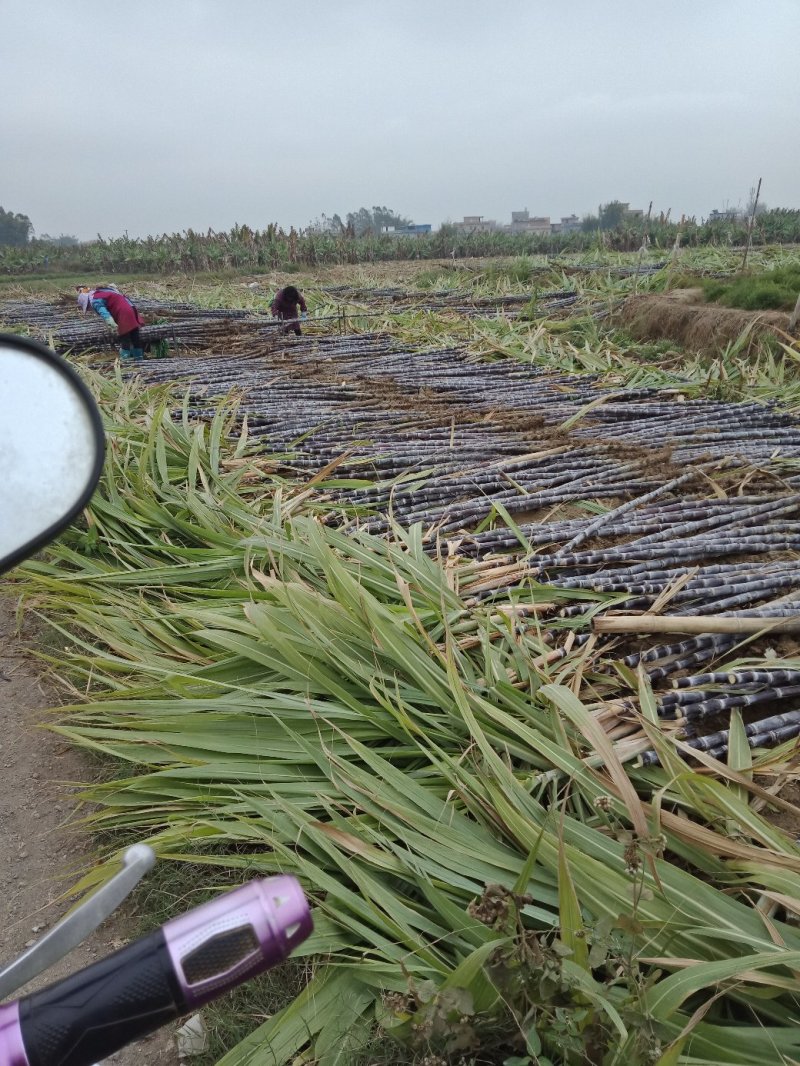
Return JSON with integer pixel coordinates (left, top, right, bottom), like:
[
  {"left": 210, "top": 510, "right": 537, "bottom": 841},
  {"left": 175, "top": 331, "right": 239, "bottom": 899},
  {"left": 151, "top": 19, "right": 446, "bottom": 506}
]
[{"left": 0, "top": 334, "right": 105, "bottom": 575}]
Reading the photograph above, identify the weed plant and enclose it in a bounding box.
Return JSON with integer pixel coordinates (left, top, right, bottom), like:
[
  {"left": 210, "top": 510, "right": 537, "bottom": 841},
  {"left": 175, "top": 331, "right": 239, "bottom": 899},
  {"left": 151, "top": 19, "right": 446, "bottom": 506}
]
[{"left": 702, "top": 264, "right": 800, "bottom": 311}]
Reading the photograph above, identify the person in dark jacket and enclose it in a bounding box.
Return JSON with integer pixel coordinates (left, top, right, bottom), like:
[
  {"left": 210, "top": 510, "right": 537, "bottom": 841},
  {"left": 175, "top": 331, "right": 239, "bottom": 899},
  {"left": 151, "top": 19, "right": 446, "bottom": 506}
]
[
  {"left": 77, "top": 285, "right": 145, "bottom": 360},
  {"left": 271, "top": 285, "right": 307, "bottom": 336}
]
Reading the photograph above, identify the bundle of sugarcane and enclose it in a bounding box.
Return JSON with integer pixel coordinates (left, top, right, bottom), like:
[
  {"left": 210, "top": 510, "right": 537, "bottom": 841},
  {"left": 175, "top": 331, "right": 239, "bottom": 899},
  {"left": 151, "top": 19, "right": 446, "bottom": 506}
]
[
  {"left": 0, "top": 296, "right": 285, "bottom": 353},
  {"left": 127, "top": 333, "right": 800, "bottom": 501},
  {"left": 119, "top": 328, "right": 800, "bottom": 761},
  {"left": 316, "top": 283, "right": 582, "bottom": 319}
]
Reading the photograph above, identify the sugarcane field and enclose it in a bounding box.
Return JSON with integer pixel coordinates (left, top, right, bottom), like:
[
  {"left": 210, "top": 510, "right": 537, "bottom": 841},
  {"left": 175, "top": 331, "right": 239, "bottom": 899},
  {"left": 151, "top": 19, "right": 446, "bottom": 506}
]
[
  {"left": 2, "top": 239, "right": 800, "bottom": 1066},
  {"left": 6, "top": 5, "right": 800, "bottom": 1065}
]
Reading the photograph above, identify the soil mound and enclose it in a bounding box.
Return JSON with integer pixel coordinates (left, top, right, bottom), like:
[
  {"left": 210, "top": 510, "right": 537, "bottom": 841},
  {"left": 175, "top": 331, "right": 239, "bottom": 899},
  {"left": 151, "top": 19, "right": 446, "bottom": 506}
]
[{"left": 618, "top": 293, "right": 791, "bottom": 352}]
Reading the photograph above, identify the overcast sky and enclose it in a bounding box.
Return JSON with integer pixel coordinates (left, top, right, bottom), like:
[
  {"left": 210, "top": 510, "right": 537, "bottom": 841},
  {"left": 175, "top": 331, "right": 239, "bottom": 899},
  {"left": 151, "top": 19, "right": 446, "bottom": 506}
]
[{"left": 2, "top": 0, "right": 798, "bottom": 240}]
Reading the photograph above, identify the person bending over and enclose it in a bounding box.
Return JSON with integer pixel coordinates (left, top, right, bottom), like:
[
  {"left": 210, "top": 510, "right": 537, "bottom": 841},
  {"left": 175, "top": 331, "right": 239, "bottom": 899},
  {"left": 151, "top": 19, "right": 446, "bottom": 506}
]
[
  {"left": 77, "top": 285, "right": 145, "bottom": 361},
  {"left": 271, "top": 285, "right": 307, "bottom": 336}
]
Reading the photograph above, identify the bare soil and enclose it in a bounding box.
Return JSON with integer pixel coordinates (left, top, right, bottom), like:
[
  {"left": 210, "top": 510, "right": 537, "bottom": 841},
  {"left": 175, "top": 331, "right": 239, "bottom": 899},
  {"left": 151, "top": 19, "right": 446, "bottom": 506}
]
[
  {"left": 0, "top": 596, "right": 177, "bottom": 1065},
  {"left": 618, "top": 293, "right": 792, "bottom": 352},
  {"left": 761, "top": 781, "right": 800, "bottom": 840}
]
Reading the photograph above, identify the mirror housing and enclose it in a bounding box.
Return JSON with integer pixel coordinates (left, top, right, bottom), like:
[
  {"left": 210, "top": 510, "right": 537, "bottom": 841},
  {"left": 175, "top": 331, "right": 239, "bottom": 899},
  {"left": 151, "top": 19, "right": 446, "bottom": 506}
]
[{"left": 0, "top": 333, "right": 105, "bottom": 575}]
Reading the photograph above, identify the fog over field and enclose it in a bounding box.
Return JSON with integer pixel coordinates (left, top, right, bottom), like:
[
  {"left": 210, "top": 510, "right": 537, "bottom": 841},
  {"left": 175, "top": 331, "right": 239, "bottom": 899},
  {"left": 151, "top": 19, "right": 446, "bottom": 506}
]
[{"left": 2, "top": 0, "right": 799, "bottom": 238}]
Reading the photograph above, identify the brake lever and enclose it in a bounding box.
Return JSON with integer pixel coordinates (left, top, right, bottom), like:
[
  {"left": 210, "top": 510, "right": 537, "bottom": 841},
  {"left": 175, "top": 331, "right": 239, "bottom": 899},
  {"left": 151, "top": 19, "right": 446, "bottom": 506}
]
[{"left": 0, "top": 845, "right": 155, "bottom": 1001}]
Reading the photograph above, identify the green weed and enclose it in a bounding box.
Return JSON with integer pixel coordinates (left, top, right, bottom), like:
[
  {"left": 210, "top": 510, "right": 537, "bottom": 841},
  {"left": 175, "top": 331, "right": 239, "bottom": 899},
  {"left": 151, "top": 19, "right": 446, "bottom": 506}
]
[{"left": 702, "top": 264, "right": 800, "bottom": 311}]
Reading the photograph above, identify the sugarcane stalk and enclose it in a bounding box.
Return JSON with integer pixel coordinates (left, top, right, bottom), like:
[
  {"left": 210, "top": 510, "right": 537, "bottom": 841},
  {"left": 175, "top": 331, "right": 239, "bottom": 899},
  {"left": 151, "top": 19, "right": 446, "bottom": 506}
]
[
  {"left": 672, "top": 669, "right": 800, "bottom": 689},
  {"left": 740, "top": 177, "right": 762, "bottom": 274},
  {"left": 789, "top": 290, "right": 800, "bottom": 333},
  {"left": 595, "top": 614, "right": 800, "bottom": 635}
]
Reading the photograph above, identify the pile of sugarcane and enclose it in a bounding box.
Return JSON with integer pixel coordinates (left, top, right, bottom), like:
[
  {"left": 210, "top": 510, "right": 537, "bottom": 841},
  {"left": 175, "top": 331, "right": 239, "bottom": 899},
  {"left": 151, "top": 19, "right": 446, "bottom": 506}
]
[
  {"left": 552, "top": 260, "right": 669, "bottom": 277},
  {"left": 5, "top": 291, "right": 798, "bottom": 758},
  {"left": 127, "top": 330, "right": 800, "bottom": 759},
  {"left": 463, "top": 497, "right": 800, "bottom": 761},
  {"left": 0, "top": 296, "right": 324, "bottom": 353},
  {"left": 320, "top": 283, "right": 580, "bottom": 317},
  {"left": 131, "top": 298, "right": 257, "bottom": 318},
  {"left": 134, "top": 331, "right": 800, "bottom": 480}
]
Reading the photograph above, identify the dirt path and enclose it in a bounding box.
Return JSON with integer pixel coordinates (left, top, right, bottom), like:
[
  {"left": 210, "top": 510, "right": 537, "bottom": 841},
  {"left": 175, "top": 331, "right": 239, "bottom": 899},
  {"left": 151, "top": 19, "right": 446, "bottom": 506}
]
[{"left": 0, "top": 596, "right": 178, "bottom": 1065}]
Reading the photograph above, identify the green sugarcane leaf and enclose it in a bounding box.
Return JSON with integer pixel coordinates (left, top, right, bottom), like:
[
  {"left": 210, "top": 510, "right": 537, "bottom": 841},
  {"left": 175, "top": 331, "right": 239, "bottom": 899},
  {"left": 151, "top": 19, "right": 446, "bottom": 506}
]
[
  {"left": 441, "top": 938, "right": 507, "bottom": 1011},
  {"left": 214, "top": 967, "right": 342, "bottom": 1065},
  {"left": 491, "top": 500, "right": 531, "bottom": 552},
  {"left": 560, "top": 960, "right": 627, "bottom": 1039},
  {"left": 643, "top": 948, "right": 800, "bottom": 1020},
  {"left": 652, "top": 1038, "right": 687, "bottom": 1066},
  {"left": 728, "top": 709, "right": 752, "bottom": 803},
  {"left": 558, "top": 840, "right": 589, "bottom": 970}
]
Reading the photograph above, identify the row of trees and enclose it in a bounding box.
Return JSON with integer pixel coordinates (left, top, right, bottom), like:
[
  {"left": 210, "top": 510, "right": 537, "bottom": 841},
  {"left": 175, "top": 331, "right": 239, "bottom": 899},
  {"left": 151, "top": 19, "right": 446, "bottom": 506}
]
[
  {"left": 2, "top": 211, "right": 800, "bottom": 276},
  {"left": 307, "top": 206, "right": 412, "bottom": 237},
  {"left": 37, "top": 233, "right": 80, "bottom": 246},
  {"left": 581, "top": 192, "right": 769, "bottom": 233},
  {"left": 0, "top": 205, "right": 81, "bottom": 248}
]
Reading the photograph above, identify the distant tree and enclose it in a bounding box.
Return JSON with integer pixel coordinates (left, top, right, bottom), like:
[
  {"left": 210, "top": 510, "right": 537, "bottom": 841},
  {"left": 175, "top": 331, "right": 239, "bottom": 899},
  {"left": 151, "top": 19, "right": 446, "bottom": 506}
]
[
  {"left": 345, "top": 206, "right": 411, "bottom": 236},
  {"left": 39, "top": 233, "right": 80, "bottom": 246},
  {"left": 581, "top": 213, "right": 600, "bottom": 232},
  {"left": 346, "top": 208, "right": 374, "bottom": 236},
  {"left": 305, "top": 213, "right": 345, "bottom": 235},
  {"left": 598, "top": 200, "right": 628, "bottom": 230},
  {"left": 0, "top": 207, "right": 33, "bottom": 246},
  {"left": 744, "top": 185, "right": 768, "bottom": 218},
  {"left": 370, "top": 205, "right": 412, "bottom": 232}
]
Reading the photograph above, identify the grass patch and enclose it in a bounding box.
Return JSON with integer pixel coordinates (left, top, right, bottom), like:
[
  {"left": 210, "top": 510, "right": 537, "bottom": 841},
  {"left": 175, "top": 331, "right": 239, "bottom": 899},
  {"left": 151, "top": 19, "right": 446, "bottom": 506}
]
[
  {"left": 701, "top": 264, "right": 800, "bottom": 311},
  {"left": 414, "top": 265, "right": 466, "bottom": 290},
  {"left": 478, "top": 256, "right": 538, "bottom": 286},
  {"left": 605, "top": 327, "right": 683, "bottom": 362},
  {"left": 0, "top": 271, "right": 175, "bottom": 291}
]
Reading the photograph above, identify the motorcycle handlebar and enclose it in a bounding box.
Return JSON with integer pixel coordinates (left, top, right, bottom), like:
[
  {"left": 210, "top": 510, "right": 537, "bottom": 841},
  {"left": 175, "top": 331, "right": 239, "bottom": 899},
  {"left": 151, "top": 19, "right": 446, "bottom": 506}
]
[{"left": 0, "top": 875, "right": 311, "bottom": 1066}]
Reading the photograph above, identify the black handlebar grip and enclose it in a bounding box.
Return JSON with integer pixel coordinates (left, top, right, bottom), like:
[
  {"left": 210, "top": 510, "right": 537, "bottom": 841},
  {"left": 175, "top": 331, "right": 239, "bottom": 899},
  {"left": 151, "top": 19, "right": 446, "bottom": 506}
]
[{"left": 17, "top": 929, "right": 186, "bottom": 1066}]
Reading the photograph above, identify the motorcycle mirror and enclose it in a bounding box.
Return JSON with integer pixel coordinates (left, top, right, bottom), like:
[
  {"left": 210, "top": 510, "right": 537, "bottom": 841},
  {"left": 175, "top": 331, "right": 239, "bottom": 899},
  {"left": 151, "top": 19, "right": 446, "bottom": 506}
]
[{"left": 0, "top": 333, "right": 105, "bottom": 576}]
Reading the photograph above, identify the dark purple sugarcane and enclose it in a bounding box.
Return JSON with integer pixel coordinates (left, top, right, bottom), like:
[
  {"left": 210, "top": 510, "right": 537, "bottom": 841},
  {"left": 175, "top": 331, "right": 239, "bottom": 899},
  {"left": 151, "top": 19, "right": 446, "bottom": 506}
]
[
  {"left": 678, "top": 685, "right": 800, "bottom": 721},
  {"left": 640, "top": 711, "right": 800, "bottom": 767}
]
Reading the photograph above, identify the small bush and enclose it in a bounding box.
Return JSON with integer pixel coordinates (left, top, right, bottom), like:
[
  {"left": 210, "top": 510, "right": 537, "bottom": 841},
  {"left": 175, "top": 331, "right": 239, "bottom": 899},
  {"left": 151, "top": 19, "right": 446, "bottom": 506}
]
[
  {"left": 701, "top": 280, "right": 729, "bottom": 303},
  {"left": 659, "top": 272, "right": 702, "bottom": 291},
  {"left": 727, "top": 280, "right": 788, "bottom": 310},
  {"left": 700, "top": 265, "right": 800, "bottom": 311}
]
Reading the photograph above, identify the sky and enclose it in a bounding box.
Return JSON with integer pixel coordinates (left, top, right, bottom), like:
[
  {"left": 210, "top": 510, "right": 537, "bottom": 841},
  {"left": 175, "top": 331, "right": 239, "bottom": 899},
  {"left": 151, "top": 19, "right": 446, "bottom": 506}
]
[{"left": 2, "top": 0, "right": 798, "bottom": 241}]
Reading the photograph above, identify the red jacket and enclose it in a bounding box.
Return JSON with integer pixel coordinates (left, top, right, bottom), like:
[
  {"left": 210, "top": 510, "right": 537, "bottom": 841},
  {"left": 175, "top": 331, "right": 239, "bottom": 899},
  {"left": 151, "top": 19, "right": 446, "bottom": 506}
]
[{"left": 94, "top": 289, "right": 144, "bottom": 334}]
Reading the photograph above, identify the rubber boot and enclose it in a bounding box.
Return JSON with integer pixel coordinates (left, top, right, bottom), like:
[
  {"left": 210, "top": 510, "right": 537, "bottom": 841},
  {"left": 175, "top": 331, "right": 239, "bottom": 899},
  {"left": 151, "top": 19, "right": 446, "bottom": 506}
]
[
  {"left": 131, "top": 347, "right": 144, "bottom": 361},
  {"left": 119, "top": 347, "right": 135, "bottom": 361}
]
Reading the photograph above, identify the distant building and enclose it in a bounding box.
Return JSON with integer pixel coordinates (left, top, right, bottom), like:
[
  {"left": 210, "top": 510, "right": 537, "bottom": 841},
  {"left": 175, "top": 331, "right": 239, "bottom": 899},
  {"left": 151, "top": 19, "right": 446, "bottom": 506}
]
[
  {"left": 616, "top": 203, "right": 644, "bottom": 221},
  {"left": 445, "top": 210, "right": 586, "bottom": 235},
  {"left": 707, "top": 208, "right": 738, "bottom": 223},
  {"left": 382, "top": 223, "right": 432, "bottom": 237},
  {"left": 453, "top": 215, "right": 499, "bottom": 234},
  {"left": 508, "top": 209, "right": 551, "bottom": 235}
]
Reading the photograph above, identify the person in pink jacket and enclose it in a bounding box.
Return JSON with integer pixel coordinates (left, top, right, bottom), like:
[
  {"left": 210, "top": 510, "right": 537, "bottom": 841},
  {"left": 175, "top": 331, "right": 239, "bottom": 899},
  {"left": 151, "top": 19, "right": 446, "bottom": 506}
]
[{"left": 77, "top": 285, "right": 145, "bottom": 360}]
